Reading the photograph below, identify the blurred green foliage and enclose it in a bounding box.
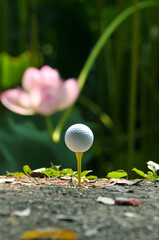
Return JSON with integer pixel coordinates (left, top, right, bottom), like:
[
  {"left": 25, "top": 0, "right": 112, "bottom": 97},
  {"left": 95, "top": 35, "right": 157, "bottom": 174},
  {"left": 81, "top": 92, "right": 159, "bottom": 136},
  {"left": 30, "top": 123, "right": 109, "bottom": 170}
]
[
  {"left": 0, "top": 52, "right": 32, "bottom": 90},
  {"left": 0, "top": 0, "right": 159, "bottom": 177}
]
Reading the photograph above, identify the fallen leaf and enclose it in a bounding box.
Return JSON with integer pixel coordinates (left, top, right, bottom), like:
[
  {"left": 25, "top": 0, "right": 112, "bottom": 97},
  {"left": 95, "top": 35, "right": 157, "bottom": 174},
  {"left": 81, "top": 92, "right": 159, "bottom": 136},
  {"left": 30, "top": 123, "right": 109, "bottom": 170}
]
[
  {"left": 60, "top": 176, "right": 71, "bottom": 180},
  {"left": 6, "top": 172, "right": 27, "bottom": 178},
  {"left": 13, "top": 208, "right": 31, "bottom": 217},
  {"left": 0, "top": 178, "right": 15, "bottom": 183},
  {"left": 13, "top": 182, "right": 32, "bottom": 186},
  {"left": 109, "top": 178, "right": 143, "bottom": 185},
  {"left": 56, "top": 180, "right": 67, "bottom": 184},
  {"left": 124, "top": 212, "right": 138, "bottom": 218},
  {"left": 97, "top": 196, "right": 115, "bottom": 205},
  {"left": 129, "top": 200, "right": 144, "bottom": 205},
  {"left": 21, "top": 227, "right": 77, "bottom": 240},
  {"left": 84, "top": 221, "right": 108, "bottom": 237},
  {"left": 56, "top": 214, "right": 82, "bottom": 222},
  {"left": 97, "top": 196, "right": 143, "bottom": 206},
  {"left": 32, "top": 168, "right": 47, "bottom": 172},
  {"left": 7, "top": 216, "right": 19, "bottom": 225},
  {"left": 104, "top": 185, "right": 127, "bottom": 192},
  {"left": 29, "top": 172, "right": 45, "bottom": 178},
  {"left": 82, "top": 179, "right": 89, "bottom": 183},
  {"left": 115, "top": 198, "right": 143, "bottom": 205}
]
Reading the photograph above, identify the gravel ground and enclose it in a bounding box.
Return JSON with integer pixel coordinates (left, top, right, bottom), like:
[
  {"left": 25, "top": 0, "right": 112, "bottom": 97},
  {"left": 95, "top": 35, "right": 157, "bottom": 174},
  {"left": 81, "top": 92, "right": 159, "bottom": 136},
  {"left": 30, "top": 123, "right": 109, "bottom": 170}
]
[{"left": 0, "top": 177, "right": 159, "bottom": 240}]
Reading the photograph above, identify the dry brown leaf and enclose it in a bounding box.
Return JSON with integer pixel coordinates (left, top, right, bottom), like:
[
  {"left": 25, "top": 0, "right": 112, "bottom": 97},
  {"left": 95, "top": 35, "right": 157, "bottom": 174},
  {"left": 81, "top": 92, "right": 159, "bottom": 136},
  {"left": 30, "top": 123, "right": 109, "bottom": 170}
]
[
  {"left": 29, "top": 172, "right": 45, "bottom": 178},
  {"left": 0, "top": 178, "right": 15, "bottom": 183},
  {"left": 109, "top": 178, "right": 143, "bottom": 185},
  {"left": 7, "top": 217, "right": 19, "bottom": 226}
]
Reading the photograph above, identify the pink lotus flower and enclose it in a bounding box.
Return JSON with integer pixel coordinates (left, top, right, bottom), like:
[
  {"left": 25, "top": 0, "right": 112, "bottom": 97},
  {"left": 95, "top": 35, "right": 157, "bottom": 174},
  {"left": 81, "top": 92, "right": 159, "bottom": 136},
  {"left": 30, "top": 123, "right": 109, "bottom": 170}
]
[{"left": 0, "top": 66, "right": 79, "bottom": 115}]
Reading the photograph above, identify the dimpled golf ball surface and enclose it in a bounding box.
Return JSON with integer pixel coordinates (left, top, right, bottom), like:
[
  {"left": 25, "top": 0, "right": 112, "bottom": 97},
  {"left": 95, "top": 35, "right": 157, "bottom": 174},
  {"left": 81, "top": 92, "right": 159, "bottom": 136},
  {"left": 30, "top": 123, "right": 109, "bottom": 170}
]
[{"left": 65, "top": 124, "right": 94, "bottom": 152}]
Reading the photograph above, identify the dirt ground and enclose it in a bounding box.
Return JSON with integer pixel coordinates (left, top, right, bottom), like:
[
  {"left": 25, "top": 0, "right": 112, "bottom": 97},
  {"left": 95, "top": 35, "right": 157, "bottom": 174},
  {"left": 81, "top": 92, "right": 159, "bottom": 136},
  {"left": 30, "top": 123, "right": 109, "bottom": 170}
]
[{"left": 0, "top": 176, "right": 159, "bottom": 240}]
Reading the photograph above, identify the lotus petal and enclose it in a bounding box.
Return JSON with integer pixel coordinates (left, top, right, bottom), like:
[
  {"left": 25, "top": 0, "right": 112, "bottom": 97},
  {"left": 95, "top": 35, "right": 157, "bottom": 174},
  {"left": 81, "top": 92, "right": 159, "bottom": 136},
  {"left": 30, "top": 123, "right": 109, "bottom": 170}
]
[
  {"left": 22, "top": 67, "right": 42, "bottom": 91},
  {"left": 40, "top": 66, "right": 62, "bottom": 89},
  {"left": 57, "top": 79, "right": 79, "bottom": 110},
  {"left": 22, "top": 66, "right": 62, "bottom": 92},
  {"left": 1, "top": 66, "right": 79, "bottom": 116},
  {"left": 30, "top": 86, "right": 61, "bottom": 115},
  {"left": 0, "top": 88, "right": 35, "bottom": 115}
]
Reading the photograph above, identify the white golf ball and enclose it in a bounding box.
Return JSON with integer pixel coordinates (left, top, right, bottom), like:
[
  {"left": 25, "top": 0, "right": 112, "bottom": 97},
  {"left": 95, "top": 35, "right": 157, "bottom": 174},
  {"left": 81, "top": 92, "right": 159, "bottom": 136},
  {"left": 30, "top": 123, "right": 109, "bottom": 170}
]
[{"left": 65, "top": 124, "right": 94, "bottom": 152}]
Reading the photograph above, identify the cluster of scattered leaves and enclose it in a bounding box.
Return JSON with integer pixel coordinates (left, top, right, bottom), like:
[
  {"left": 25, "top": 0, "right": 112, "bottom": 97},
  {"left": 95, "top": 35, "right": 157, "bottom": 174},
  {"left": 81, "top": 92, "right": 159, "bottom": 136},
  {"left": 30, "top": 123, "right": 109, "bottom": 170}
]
[
  {"left": 6, "top": 161, "right": 159, "bottom": 181},
  {"left": 133, "top": 161, "right": 159, "bottom": 180},
  {"left": 6, "top": 163, "right": 97, "bottom": 180},
  {"left": 107, "top": 161, "right": 159, "bottom": 180}
]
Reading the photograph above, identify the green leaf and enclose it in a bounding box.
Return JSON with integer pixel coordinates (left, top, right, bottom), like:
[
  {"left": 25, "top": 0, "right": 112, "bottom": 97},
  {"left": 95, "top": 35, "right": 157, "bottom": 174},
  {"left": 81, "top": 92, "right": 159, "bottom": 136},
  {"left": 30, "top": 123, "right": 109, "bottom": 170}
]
[
  {"left": 81, "top": 170, "right": 93, "bottom": 177},
  {"left": 41, "top": 168, "right": 54, "bottom": 177},
  {"left": 73, "top": 171, "right": 77, "bottom": 176},
  {"left": 61, "top": 168, "right": 74, "bottom": 176},
  {"left": 74, "top": 173, "right": 78, "bottom": 178},
  {"left": 6, "top": 172, "right": 26, "bottom": 177},
  {"left": 50, "top": 171, "right": 61, "bottom": 177},
  {"left": 147, "top": 172, "right": 158, "bottom": 180},
  {"left": 74, "top": 170, "right": 94, "bottom": 178},
  {"left": 23, "top": 165, "right": 32, "bottom": 175},
  {"left": 148, "top": 174, "right": 158, "bottom": 180},
  {"left": 107, "top": 171, "right": 128, "bottom": 178},
  {"left": 0, "top": 52, "right": 32, "bottom": 90},
  {"left": 132, "top": 168, "right": 147, "bottom": 178},
  {"left": 86, "top": 175, "right": 97, "bottom": 180},
  {"left": 50, "top": 163, "right": 61, "bottom": 171}
]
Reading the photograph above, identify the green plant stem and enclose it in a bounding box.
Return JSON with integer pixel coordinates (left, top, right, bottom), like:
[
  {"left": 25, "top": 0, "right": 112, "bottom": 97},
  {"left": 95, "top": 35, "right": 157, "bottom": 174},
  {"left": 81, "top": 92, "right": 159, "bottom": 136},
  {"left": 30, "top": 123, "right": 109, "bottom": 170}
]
[
  {"left": 45, "top": 117, "right": 53, "bottom": 138},
  {"left": 78, "top": 1, "right": 159, "bottom": 91},
  {"left": 148, "top": 9, "right": 159, "bottom": 160},
  {"left": 29, "top": 0, "right": 39, "bottom": 66},
  {"left": 127, "top": 0, "right": 139, "bottom": 175},
  {"left": 97, "top": 0, "right": 106, "bottom": 110},
  {"left": 0, "top": 0, "right": 8, "bottom": 52},
  {"left": 52, "top": 107, "right": 73, "bottom": 142},
  {"left": 113, "top": 0, "right": 125, "bottom": 125},
  {"left": 78, "top": 95, "right": 113, "bottom": 128},
  {"left": 52, "top": 1, "right": 159, "bottom": 142},
  {"left": 18, "top": 0, "right": 28, "bottom": 52}
]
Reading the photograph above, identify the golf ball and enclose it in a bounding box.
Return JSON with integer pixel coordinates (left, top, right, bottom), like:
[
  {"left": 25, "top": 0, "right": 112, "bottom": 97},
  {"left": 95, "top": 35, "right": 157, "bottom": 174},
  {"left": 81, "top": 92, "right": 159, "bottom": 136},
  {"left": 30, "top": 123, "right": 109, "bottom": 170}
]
[{"left": 65, "top": 124, "right": 94, "bottom": 152}]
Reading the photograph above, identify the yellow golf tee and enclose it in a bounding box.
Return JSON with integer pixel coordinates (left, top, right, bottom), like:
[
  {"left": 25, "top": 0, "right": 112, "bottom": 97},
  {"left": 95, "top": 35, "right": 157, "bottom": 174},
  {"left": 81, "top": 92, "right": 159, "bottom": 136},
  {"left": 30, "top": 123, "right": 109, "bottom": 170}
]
[{"left": 75, "top": 152, "right": 83, "bottom": 185}]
